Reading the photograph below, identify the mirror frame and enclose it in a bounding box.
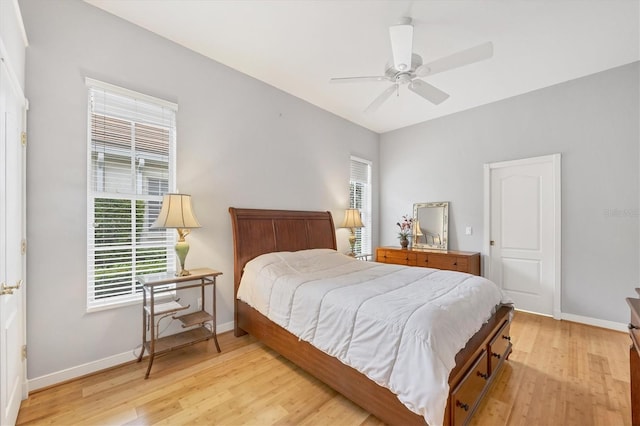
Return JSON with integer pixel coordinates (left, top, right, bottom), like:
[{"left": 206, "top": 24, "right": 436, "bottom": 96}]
[{"left": 412, "top": 202, "right": 449, "bottom": 250}]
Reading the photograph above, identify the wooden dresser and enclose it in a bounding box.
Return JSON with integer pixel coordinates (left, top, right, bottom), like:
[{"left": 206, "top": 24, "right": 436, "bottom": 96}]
[
  {"left": 376, "top": 247, "right": 481, "bottom": 276},
  {"left": 627, "top": 290, "right": 640, "bottom": 425}
]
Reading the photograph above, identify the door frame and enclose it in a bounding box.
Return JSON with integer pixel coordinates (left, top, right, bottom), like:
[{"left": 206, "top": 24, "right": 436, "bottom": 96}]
[
  {"left": 0, "top": 37, "right": 29, "bottom": 423},
  {"left": 483, "top": 154, "right": 561, "bottom": 319}
]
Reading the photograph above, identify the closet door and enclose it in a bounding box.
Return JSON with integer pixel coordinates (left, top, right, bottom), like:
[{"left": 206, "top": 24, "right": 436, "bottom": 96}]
[
  {"left": 486, "top": 154, "right": 560, "bottom": 318},
  {"left": 0, "top": 58, "right": 27, "bottom": 426}
]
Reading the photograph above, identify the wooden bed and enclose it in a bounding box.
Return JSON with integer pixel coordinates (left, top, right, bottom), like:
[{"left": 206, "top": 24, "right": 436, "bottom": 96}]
[{"left": 229, "top": 207, "right": 513, "bottom": 426}]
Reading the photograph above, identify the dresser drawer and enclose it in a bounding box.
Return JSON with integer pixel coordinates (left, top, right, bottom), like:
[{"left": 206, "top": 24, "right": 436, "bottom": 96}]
[
  {"left": 451, "top": 349, "right": 490, "bottom": 426},
  {"left": 426, "top": 253, "right": 458, "bottom": 271},
  {"left": 376, "top": 249, "right": 417, "bottom": 266},
  {"left": 412, "top": 252, "right": 454, "bottom": 269},
  {"left": 455, "top": 257, "right": 469, "bottom": 272},
  {"left": 489, "top": 320, "right": 512, "bottom": 374},
  {"left": 414, "top": 252, "right": 429, "bottom": 267}
]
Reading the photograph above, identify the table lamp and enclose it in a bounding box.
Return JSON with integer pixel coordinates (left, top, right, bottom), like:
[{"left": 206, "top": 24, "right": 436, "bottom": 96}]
[
  {"left": 152, "top": 193, "right": 201, "bottom": 276},
  {"left": 340, "top": 208, "right": 364, "bottom": 256}
]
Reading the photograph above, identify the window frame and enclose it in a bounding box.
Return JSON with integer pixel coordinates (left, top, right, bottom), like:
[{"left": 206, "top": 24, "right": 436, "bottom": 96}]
[
  {"left": 349, "top": 156, "right": 372, "bottom": 256},
  {"left": 86, "top": 78, "right": 178, "bottom": 312}
]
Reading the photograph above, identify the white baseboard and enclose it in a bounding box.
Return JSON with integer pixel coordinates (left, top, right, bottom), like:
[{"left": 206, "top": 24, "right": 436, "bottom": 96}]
[
  {"left": 28, "top": 349, "right": 138, "bottom": 392},
  {"left": 28, "top": 320, "right": 235, "bottom": 392},
  {"left": 28, "top": 313, "right": 626, "bottom": 392},
  {"left": 560, "top": 312, "right": 627, "bottom": 332},
  {"left": 514, "top": 308, "right": 627, "bottom": 332}
]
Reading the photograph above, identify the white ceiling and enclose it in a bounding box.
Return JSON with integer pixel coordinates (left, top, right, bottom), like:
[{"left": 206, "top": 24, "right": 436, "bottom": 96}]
[{"left": 85, "top": 0, "right": 639, "bottom": 134}]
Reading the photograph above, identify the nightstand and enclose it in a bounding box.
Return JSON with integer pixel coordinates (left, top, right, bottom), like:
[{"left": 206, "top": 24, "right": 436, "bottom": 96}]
[{"left": 136, "top": 267, "right": 222, "bottom": 378}]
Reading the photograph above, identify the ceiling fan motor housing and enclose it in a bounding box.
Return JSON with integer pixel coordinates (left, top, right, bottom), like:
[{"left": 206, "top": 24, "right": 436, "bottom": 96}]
[{"left": 385, "top": 53, "right": 423, "bottom": 83}]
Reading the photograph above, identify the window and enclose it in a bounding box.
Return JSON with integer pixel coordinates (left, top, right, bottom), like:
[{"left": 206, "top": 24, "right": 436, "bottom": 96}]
[
  {"left": 86, "top": 79, "right": 177, "bottom": 311},
  {"left": 349, "top": 156, "right": 372, "bottom": 255}
]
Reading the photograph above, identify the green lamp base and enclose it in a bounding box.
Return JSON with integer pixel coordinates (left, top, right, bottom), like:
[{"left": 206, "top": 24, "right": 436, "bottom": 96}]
[{"left": 175, "top": 240, "right": 190, "bottom": 276}]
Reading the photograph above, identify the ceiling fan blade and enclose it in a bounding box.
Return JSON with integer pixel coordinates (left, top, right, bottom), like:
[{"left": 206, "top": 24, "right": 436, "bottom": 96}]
[
  {"left": 389, "top": 18, "right": 413, "bottom": 72},
  {"left": 408, "top": 79, "right": 450, "bottom": 105},
  {"left": 329, "top": 76, "right": 389, "bottom": 84},
  {"left": 365, "top": 84, "right": 397, "bottom": 113},
  {"left": 416, "top": 41, "right": 493, "bottom": 77}
]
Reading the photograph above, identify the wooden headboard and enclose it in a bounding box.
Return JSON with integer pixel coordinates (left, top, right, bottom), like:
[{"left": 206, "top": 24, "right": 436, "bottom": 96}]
[{"left": 228, "top": 207, "right": 337, "bottom": 313}]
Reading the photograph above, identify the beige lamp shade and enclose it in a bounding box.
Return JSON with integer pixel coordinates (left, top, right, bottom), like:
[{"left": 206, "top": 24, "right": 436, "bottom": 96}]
[
  {"left": 340, "top": 208, "right": 364, "bottom": 229},
  {"left": 152, "top": 193, "right": 201, "bottom": 229}
]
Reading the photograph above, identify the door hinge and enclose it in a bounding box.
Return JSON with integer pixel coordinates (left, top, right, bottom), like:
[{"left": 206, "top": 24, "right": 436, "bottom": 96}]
[
  {"left": 21, "top": 239, "right": 27, "bottom": 255},
  {"left": 21, "top": 132, "right": 27, "bottom": 146},
  {"left": 22, "top": 345, "right": 27, "bottom": 360}
]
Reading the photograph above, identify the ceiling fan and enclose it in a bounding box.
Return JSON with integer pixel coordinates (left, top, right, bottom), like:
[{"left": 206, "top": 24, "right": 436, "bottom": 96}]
[{"left": 330, "top": 17, "right": 493, "bottom": 112}]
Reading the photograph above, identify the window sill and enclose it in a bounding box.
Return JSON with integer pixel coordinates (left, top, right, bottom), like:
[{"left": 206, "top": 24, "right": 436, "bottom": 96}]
[{"left": 86, "top": 291, "right": 176, "bottom": 313}]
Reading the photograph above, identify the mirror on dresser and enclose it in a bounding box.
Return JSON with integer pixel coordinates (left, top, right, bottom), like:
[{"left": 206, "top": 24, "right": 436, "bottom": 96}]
[{"left": 412, "top": 202, "right": 449, "bottom": 250}]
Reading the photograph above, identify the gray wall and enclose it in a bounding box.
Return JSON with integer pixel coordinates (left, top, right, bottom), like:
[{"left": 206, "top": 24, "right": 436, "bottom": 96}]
[
  {"left": 380, "top": 62, "right": 640, "bottom": 324},
  {"left": 20, "top": 0, "right": 379, "bottom": 379}
]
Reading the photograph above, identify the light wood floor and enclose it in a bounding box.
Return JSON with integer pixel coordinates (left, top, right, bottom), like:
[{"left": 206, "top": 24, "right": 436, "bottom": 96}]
[{"left": 17, "top": 311, "right": 631, "bottom": 425}]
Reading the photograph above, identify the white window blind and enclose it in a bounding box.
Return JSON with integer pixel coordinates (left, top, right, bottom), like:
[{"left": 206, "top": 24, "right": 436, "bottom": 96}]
[
  {"left": 86, "top": 79, "right": 177, "bottom": 311},
  {"left": 349, "top": 156, "right": 372, "bottom": 255}
]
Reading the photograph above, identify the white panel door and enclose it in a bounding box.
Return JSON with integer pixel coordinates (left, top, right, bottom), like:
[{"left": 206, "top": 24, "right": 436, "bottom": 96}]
[
  {"left": 0, "top": 58, "right": 26, "bottom": 426},
  {"left": 487, "top": 155, "right": 560, "bottom": 317}
]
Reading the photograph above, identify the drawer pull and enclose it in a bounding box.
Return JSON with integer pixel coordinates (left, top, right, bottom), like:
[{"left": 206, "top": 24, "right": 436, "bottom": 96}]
[
  {"left": 502, "top": 335, "right": 511, "bottom": 341},
  {"left": 456, "top": 400, "right": 470, "bottom": 411},
  {"left": 476, "top": 371, "right": 489, "bottom": 380},
  {"left": 491, "top": 352, "right": 501, "bottom": 359}
]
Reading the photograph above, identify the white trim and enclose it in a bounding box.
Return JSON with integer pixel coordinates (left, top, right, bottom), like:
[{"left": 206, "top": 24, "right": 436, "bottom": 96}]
[
  {"left": 482, "top": 163, "right": 491, "bottom": 278},
  {"left": 28, "top": 350, "right": 139, "bottom": 392},
  {"left": 552, "top": 154, "right": 562, "bottom": 319},
  {"left": 515, "top": 308, "right": 627, "bottom": 332},
  {"left": 28, "top": 311, "right": 624, "bottom": 392},
  {"left": 28, "top": 320, "right": 234, "bottom": 391},
  {"left": 85, "top": 292, "right": 174, "bottom": 314},
  {"left": 86, "top": 81, "right": 177, "bottom": 311},
  {"left": 560, "top": 312, "right": 627, "bottom": 333},
  {"left": 349, "top": 155, "right": 373, "bottom": 255},
  {"left": 85, "top": 77, "right": 178, "bottom": 111},
  {"left": 0, "top": 38, "right": 26, "bottom": 103},
  {"left": 0, "top": 44, "right": 29, "bottom": 409},
  {"left": 20, "top": 74, "right": 28, "bottom": 401},
  {"left": 484, "top": 153, "right": 562, "bottom": 319},
  {"left": 350, "top": 155, "right": 372, "bottom": 167},
  {"left": 11, "top": 0, "right": 29, "bottom": 47}
]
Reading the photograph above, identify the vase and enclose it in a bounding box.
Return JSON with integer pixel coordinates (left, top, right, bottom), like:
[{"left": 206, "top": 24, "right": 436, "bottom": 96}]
[{"left": 400, "top": 237, "right": 409, "bottom": 249}]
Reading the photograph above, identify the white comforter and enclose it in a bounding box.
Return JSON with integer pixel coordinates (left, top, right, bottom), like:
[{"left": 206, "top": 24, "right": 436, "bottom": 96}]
[{"left": 237, "top": 249, "right": 508, "bottom": 426}]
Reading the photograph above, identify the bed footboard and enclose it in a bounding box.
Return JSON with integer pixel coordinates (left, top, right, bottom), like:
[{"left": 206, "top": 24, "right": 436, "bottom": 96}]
[
  {"left": 238, "top": 299, "right": 513, "bottom": 426},
  {"left": 237, "top": 300, "right": 427, "bottom": 425}
]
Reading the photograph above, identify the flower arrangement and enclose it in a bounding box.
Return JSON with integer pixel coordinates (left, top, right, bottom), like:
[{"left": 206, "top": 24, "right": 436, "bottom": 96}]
[{"left": 396, "top": 215, "right": 413, "bottom": 240}]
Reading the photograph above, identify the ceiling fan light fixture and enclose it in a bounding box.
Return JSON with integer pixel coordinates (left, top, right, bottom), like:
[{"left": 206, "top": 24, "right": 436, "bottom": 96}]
[{"left": 397, "top": 74, "right": 412, "bottom": 84}]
